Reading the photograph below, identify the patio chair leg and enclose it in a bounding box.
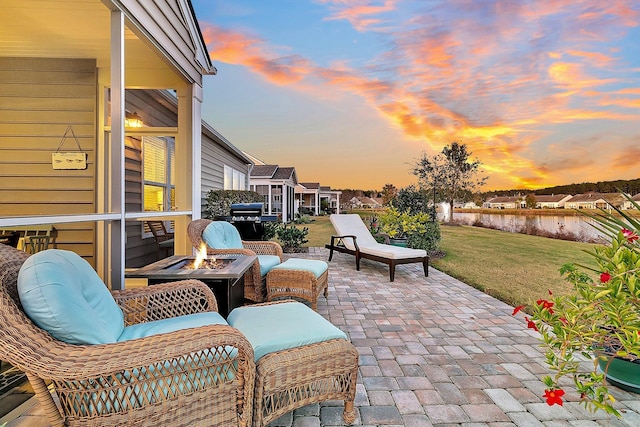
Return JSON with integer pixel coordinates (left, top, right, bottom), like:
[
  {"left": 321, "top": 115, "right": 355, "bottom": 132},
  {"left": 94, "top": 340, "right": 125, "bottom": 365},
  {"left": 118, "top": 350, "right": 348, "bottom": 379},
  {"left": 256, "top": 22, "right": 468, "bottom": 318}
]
[
  {"left": 423, "top": 257, "right": 429, "bottom": 277},
  {"left": 389, "top": 264, "right": 396, "bottom": 282},
  {"left": 328, "top": 247, "right": 334, "bottom": 261},
  {"left": 343, "top": 400, "right": 356, "bottom": 424}
]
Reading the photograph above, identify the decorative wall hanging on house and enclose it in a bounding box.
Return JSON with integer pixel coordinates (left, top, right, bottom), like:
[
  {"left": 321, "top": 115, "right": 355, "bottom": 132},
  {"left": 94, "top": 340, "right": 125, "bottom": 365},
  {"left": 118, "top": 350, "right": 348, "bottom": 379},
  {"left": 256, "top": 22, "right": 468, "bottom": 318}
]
[{"left": 51, "top": 125, "right": 87, "bottom": 170}]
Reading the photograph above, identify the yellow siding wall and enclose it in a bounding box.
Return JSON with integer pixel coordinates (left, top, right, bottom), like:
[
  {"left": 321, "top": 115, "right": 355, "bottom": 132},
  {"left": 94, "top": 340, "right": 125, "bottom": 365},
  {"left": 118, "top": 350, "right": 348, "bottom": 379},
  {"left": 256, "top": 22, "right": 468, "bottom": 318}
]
[{"left": 0, "top": 57, "right": 96, "bottom": 263}]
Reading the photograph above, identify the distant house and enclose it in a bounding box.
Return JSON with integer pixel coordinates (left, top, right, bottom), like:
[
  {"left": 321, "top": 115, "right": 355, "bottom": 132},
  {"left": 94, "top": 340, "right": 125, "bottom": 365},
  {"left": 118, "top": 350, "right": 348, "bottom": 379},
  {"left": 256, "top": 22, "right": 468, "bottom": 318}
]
[
  {"left": 249, "top": 165, "right": 298, "bottom": 222},
  {"left": 295, "top": 182, "right": 321, "bottom": 215},
  {"left": 349, "top": 196, "right": 381, "bottom": 210},
  {"left": 564, "top": 193, "right": 624, "bottom": 210},
  {"left": 320, "top": 186, "right": 342, "bottom": 214},
  {"left": 534, "top": 194, "right": 573, "bottom": 209},
  {"left": 483, "top": 196, "right": 524, "bottom": 209},
  {"left": 622, "top": 193, "right": 640, "bottom": 210}
]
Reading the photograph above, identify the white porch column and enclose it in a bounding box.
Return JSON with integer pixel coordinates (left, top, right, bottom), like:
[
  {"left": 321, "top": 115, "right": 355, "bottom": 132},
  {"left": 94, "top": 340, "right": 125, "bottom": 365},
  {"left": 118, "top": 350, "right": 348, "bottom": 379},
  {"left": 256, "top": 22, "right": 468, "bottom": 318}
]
[
  {"left": 315, "top": 193, "right": 320, "bottom": 215},
  {"left": 108, "top": 10, "right": 125, "bottom": 290},
  {"left": 336, "top": 193, "right": 341, "bottom": 214},
  {"left": 281, "top": 183, "right": 288, "bottom": 223},
  {"left": 175, "top": 83, "right": 203, "bottom": 255}
]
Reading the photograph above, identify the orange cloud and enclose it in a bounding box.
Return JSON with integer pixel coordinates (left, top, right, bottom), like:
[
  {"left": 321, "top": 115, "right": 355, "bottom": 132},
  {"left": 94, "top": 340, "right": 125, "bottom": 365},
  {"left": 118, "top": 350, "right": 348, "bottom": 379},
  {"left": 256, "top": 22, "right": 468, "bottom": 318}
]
[
  {"left": 566, "top": 49, "right": 616, "bottom": 67},
  {"left": 612, "top": 144, "right": 640, "bottom": 168},
  {"left": 318, "top": 0, "right": 398, "bottom": 31}
]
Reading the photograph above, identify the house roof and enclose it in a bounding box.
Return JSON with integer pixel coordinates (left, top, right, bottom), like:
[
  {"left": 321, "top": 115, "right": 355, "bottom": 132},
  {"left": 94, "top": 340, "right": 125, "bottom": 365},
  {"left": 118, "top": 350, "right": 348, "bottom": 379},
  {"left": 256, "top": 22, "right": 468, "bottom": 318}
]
[
  {"left": 300, "top": 182, "right": 320, "bottom": 190},
  {"left": 273, "top": 167, "right": 296, "bottom": 180},
  {"left": 251, "top": 165, "right": 278, "bottom": 178},
  {"left": 534, "top": 194, "right": 571, "bottom": 203},
  {"left": 486, "top": 196, "right": 519, "bottom": 203},
  {"left": 250, "top": 165, "right": 297, "bottom": 184},
  {"left": 567, "top": 192, "right": 622, "bottom": 203}
]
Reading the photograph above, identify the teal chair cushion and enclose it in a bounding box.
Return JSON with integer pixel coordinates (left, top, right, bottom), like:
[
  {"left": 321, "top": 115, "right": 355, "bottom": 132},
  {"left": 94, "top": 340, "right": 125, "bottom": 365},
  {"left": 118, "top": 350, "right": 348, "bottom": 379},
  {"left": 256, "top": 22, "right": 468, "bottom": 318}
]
[
  {"left": 18, "top": 249, "right": 125, "bottom": 345},
  {"left": 118, "top": 311, "right": 228, "bottom": 342},
  {"left": 270, "top": 258, "right": 328, "bottom": 278},
  {"left": 202, "top": 221, "right": 243, "bottom": 250},
  {"left": 227, "top": 301, "right": 347, "bottom": 361},
  {"left": 257, "top": 255, "right": 281, "bottom": 276}
]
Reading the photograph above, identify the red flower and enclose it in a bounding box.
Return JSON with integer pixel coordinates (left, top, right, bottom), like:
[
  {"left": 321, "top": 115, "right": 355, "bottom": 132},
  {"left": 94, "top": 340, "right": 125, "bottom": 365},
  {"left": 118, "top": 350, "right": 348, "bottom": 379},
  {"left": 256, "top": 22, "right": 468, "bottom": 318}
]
[
  {"left": 622, "top": 228, "right": 639, "bottom": 243},
  {"left": 600, "top": 272, "right": 611, "bottom": 283},
  {"left": 543, "top": 388, "right": 565, "bottom": 406},
  {"left": 525, "top": 316, "right": 538, "bottom": 332},
  {"left": 536, "top": 299, "right": 554, "bottom": 313},
  {"left": 548, "top": 289, "right": 553, "bottom": 296},
  {"left": 512, "top": 305, "right": 524, "bottom": 316},
  {"left": 560, "top": 317, "right": 568, "bottom": 325}
]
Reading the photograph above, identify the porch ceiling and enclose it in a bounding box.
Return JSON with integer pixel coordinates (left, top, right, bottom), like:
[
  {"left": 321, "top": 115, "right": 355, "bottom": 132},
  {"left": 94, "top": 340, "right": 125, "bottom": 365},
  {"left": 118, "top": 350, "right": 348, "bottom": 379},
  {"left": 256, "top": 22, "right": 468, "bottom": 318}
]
[{"left": 0, "top": 0, "right": 184, "bottom": 88}]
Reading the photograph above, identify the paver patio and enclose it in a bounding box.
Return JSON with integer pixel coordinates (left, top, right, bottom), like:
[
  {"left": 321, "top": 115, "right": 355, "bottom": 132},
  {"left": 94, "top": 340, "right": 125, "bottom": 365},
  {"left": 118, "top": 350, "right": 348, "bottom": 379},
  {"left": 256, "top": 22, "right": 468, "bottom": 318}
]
[{"left": 5, "top": 247, "right": 640, "bottom": 426}]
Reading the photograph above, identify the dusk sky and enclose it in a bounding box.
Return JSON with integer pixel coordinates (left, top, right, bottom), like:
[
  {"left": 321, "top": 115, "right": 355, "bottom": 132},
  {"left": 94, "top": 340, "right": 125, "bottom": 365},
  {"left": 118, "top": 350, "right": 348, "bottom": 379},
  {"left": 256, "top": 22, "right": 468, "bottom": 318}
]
[{"left": 192, "top": 0, "right": 640, "bottom": 191}]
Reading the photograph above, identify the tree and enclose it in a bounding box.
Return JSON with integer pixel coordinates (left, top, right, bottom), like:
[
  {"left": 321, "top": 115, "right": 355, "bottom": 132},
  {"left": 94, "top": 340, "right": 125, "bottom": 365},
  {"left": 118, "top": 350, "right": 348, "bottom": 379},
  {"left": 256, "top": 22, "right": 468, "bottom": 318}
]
[
  {"left": 525, "top": 193, "right": 537, "bottom": 209},
  {"left": 381, "top": 183, "right": 398, "bottom": 206},
  {"left": 412, "top": 142, "right": 487, "bottom": 223}
]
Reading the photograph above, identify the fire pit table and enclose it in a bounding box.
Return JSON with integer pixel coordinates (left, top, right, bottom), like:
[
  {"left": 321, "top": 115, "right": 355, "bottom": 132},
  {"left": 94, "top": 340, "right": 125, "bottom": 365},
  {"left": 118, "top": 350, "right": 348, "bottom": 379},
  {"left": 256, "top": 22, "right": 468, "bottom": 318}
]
[{"left": 125, "top": 254, "right": 257, "bottom": 317}]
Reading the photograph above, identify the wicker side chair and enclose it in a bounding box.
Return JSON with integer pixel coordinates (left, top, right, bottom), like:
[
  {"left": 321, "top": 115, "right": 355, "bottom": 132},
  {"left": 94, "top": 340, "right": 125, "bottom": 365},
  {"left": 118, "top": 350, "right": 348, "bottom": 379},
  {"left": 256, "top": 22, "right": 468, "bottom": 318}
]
[
  {"left": 0, "top": 243, "right": 255, "bottom": 427},
  {"left": 188, "top": 219, "right": 283, "bottom": 302}
]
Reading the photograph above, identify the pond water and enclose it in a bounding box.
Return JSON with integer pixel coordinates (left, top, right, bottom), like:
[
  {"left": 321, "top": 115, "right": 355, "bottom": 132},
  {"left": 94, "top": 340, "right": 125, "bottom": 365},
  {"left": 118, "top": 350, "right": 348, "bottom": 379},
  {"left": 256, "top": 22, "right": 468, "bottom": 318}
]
[{"left": 448, "top": 212, "right": 606, "bottom": 242}]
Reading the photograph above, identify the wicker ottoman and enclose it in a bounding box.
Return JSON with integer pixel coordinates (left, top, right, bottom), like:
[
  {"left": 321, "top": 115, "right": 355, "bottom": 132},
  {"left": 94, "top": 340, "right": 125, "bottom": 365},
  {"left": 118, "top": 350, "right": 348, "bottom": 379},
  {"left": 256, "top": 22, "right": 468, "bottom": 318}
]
[
  {"left": 228, "top": 301, "right": 359, "bottom": 427},
  {"left": 266, "top": 258, "right": 328, "bottom": 310}
]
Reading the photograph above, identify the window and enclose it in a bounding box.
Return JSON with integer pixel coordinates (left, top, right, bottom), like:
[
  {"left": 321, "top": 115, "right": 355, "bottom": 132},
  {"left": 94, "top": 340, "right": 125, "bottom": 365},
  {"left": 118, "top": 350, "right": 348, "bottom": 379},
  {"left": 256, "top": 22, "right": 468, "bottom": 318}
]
[
  {"left": 223, "top": 165, "right": 246, "bottom": 190},
  {"left": 143, "top": 136, "right": 175, "bottom": 212}
]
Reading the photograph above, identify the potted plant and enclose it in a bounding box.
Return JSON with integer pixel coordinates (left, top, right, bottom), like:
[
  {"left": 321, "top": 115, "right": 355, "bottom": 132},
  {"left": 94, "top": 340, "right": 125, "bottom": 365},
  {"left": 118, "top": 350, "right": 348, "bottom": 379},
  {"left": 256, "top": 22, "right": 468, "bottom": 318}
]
[
  {"left": 378, "top": 207, "right": 408, "bottom": 246},
  {"left": 513, "top": 194, "right": 640, "bottom": 417}
]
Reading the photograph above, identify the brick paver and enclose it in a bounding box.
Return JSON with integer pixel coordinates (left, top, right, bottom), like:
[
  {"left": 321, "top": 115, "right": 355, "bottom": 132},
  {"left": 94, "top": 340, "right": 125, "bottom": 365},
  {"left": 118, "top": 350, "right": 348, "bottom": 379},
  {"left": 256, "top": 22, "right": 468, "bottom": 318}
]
[{"left": 6, "top": 247, "right": 640, "bottom": 427}]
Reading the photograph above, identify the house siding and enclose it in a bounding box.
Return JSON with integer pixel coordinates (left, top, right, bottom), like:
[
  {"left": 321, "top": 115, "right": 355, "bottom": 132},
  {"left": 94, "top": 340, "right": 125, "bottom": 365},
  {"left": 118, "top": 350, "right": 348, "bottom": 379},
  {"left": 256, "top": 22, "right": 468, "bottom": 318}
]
[
  {"left": 200, "top": 133, "right": 249, "bottom": 213},
  {"left": 0, "top": 57, "right": 96, "bottom": 262}
]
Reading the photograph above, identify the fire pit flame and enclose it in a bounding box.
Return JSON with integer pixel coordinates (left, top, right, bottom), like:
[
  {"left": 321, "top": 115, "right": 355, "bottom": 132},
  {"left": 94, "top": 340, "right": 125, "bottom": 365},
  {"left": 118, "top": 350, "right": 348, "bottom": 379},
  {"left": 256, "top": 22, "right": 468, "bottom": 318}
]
[
  {"left": 182, "top": 243, "right": 231, "bottom": 270},
  {"left": 193, "top": 243, "right": 210, "bottom": 269}
]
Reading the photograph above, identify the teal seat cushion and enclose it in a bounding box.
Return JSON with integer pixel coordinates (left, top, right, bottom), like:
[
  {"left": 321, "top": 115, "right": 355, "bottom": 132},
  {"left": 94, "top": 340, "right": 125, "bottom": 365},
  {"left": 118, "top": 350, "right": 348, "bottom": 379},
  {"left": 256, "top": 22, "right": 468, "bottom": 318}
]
[
  {"left": 18, "top": 249, "right": 125, "bottom": 345},
  {"left": 270, "top": 258, "right": 328, "bottom": 278},
  {"left": 118, "top": 311, "right": 228, "bottom": 342},
  {"left": 257, "top": 255, "right": 281, "bottom": 276},
  {"left": 227, "top": 301, "right": 347, "bottom": 361},
  {"left": 202, "top": 221, "right": 243, "bottom": 250}
]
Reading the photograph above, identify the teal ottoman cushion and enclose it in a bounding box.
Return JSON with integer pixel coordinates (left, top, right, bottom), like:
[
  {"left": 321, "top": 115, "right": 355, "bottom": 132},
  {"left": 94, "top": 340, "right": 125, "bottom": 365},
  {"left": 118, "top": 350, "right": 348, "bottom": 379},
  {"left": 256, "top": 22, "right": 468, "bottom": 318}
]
[
  {"left": 227, "top": 301, "right": 347, "bottom": 361},
  {"left": 118, "top": 311, "right": 228, "bottom": 342},
  {"left": 257, "top": 255, "right": 281, "bottom": 276},
  {"left": 18, "top": 249, "right": 125, "bottom": 345},
  {"left": 270, "top": 258, "right": 328, "bottom": 278}
]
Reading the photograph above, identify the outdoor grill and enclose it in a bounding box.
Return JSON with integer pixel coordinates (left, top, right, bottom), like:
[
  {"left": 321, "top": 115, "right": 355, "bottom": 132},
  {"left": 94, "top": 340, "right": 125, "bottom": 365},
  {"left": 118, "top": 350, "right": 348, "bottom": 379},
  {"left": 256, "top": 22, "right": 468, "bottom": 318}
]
[{"left": 217, "top": 203, "right": 278, "bottom": 240}]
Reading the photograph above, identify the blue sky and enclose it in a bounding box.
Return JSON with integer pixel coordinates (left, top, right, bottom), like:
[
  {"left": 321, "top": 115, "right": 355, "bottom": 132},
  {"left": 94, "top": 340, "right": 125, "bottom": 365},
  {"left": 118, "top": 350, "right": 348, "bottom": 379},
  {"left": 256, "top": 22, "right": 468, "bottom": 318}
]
[{"left": 192, "top": 0, "right": 640, "bottom": 191}]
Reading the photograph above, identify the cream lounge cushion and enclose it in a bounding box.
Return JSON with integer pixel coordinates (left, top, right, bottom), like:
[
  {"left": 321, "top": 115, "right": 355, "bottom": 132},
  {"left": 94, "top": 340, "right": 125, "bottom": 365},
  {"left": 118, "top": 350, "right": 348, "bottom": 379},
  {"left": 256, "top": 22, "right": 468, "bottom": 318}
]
[{"left": 330, "top": 214, "right": 427, "bottom": 259}]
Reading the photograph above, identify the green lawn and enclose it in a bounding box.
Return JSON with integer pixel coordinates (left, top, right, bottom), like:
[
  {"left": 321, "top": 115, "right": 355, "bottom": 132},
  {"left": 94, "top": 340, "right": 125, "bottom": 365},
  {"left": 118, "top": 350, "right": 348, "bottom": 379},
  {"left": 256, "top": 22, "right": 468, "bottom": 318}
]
[{"left": 300, "top": 216, "right": 598, "bottom": 309}]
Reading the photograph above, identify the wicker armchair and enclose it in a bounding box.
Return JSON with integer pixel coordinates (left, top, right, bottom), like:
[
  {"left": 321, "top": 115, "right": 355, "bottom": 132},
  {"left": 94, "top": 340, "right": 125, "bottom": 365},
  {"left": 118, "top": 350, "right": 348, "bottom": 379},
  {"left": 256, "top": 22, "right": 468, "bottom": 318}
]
[
  {"left": 0, "top": 243, "right": 255, "bottom": 427},
  {"left": 188, "top": 219, "right": 283, "bottom": 302}
]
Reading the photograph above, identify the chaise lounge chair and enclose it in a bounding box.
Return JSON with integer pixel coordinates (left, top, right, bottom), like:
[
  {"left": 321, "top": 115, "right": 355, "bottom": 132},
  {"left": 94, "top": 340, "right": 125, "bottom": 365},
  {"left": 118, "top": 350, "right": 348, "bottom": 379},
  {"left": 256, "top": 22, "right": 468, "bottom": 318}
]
[{"left": 325, "top": 214, "right": 429, "bottom": 281}]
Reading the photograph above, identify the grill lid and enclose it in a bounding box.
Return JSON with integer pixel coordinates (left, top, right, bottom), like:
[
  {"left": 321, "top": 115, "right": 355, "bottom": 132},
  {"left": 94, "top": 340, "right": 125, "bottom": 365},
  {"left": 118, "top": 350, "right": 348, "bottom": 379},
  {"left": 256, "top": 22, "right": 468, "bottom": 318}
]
[{"left": 229, "top": 203, "right": 264, "bottom": 216}]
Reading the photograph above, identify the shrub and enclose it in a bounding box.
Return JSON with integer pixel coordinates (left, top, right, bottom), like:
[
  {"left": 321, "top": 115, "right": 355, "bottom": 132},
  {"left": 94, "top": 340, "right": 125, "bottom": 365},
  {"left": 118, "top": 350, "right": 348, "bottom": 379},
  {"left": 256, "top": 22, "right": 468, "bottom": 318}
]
[
  {"left": 378, "top": 207, "right": 441, "bottom": 251},
  {"left": 276, "top": 224, "right": 309, "bottom": 252},
  {"left": 203, "top": 190, "right": 263, "bottom": 218}
]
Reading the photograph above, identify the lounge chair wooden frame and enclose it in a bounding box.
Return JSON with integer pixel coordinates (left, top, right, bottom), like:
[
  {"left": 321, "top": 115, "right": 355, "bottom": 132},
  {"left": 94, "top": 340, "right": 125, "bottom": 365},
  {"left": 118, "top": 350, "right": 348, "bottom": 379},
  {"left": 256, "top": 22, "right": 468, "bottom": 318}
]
[{"left": 326, "top": 235, "right": 428, "bottom": 281}]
